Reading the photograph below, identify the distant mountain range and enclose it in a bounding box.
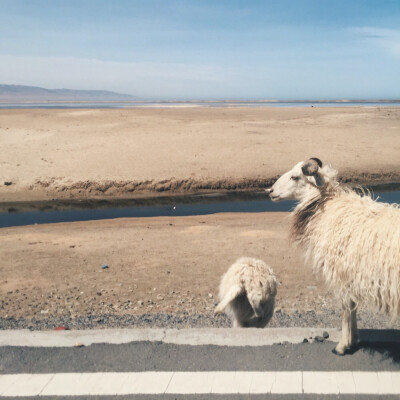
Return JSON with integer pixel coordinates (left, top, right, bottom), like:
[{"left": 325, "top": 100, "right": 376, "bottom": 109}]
[{"left": 0, "top": 84, "right": 138, "bottom": 102}]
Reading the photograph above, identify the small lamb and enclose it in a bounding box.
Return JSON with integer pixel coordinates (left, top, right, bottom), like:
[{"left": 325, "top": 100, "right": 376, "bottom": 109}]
[{"left": 215, "top": 257, "right": 278, "bottom": 328}]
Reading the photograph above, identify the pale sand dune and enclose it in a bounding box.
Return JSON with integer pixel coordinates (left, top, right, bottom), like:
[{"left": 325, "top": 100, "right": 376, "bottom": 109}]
[{"left": 0, "top": 107, "right": 399, "bottom": 201}]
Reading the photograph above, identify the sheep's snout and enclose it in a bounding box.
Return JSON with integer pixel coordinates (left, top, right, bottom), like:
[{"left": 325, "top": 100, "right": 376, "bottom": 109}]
[{"left": 266, "top": 187, "right": 279, "bottom": 201}]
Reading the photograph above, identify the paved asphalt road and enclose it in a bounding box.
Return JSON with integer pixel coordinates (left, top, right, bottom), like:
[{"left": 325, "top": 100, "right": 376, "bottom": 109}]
[{"left": 1, "top": 328, "right": 400, "bottom": 399}]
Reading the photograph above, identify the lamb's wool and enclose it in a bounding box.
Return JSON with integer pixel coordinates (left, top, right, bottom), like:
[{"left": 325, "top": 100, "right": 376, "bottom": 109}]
[{"left": 215, "top": 257, "right": 277, "bottom": 328}]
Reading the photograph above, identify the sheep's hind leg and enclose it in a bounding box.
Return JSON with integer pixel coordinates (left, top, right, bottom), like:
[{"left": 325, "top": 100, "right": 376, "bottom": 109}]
[{"left": 333, "top": 300, "right": 358, "bottom": 355}]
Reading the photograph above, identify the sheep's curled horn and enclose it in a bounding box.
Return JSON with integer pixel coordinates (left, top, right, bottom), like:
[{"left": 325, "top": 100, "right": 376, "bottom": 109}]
[{"left": 301, "top": 157, "right": 323, "bottom": 176}]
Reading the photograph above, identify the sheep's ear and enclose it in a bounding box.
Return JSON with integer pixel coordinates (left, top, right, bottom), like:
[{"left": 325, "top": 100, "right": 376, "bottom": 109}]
[{"left": 302, "top": 158, "right": 322, "bottom": 176}]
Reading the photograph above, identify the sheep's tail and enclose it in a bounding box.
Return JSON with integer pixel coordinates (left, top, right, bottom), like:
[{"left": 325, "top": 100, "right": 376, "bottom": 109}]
[{"left": 214, "top": 284, "right": 242, "bottom": 315}]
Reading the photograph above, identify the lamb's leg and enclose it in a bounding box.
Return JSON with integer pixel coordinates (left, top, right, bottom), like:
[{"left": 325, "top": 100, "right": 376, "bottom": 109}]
[
  {"left": 247, "top": 291, "right": 264, "bottom": 317},
  {"left": 232, "top": 318, "right": 245, "bottom": 328},
  {"left": 214, "top": 285, "right": 242, "bottom": 315},
  {"left": 334, "top": 300, "right": 358, "bottom": 355}
]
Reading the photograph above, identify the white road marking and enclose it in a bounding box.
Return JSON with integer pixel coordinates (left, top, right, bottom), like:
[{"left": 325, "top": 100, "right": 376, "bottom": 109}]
[
  {"left": 303, "top": 371, "right": 339, "bottom": 394},
  {"left": 272, "top": 371, "right": 302, "bottom": 393},
  {"left": 210, "top": 371, "right": 248, "bottom": 393},
  {"left": 335, "top": 371, "right": 356, "bottom": 394},
  {"left": 126, "top": 371, "right": 173, "bottom": 394},
  {"left": 249, "top": 371, "right": 275, "bottom": 393},
  {"left": 353, "top": 371, "right": 381, "bottom": 394},
  {"left": 83, "top": 372, "right": 132, "bottom": 396},
  {"left": 0, "top": 374, "right": 54, "bottom": 397},
  {"left": 1, "top": 371, "right": 400, "bottom": 396},
  {"left": 165, "top": 371, "right": 214, "bottom": 394}
]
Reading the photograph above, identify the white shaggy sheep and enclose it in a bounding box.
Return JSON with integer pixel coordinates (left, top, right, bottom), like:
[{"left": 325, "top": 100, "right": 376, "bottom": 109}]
[
  {"left": 268, "top": 157, "right": 400, "bottom": 354},
  {"left": 214, "top": 257, "right": 277, "bottom": 328}
]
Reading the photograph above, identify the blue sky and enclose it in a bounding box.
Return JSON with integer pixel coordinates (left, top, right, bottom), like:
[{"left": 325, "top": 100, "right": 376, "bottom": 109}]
[{"left": 0, "top": 0, "right": 399, "bottom": 99}]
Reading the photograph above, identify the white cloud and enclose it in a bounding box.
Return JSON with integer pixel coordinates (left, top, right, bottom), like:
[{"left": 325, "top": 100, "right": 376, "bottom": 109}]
[
  {"left": 0, "top": 54, "right": 231, "bottom": 99},
  {"left": 350, "top": 27, "right": 400, "bottom": 56}
]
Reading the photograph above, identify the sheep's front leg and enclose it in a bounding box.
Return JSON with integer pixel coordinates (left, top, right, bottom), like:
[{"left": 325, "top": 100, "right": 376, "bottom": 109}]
[
  {"left": 334, "top": 300, "right": 358, "bottom": 355},
  {"left": 350, "top": 300, "right": 359, "bottom": 345}
]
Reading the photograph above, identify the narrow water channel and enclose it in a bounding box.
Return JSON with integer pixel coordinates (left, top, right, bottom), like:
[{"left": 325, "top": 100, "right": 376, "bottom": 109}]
[{"left": 1, "top": 189, "right": 399, "bottom": 229}]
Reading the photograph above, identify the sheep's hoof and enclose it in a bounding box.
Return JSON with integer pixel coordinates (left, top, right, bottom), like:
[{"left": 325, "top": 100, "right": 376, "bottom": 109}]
[
  {"left": 332, "top": 344, "right": 347, "bottom": 356},
  {"left": 332, "top": 348, "right": 346, "bottom": 356}
]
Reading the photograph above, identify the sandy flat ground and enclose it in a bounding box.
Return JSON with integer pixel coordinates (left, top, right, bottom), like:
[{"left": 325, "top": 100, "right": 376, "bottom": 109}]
[
  {"left": 2, "top": 211, "right": 400, "bottom": 329},
  {"left": 1, "top": 212, "right": 334, "bottom": 320},
  {"left": 1, "top": 107, "right": 400, "bottom": 201}
]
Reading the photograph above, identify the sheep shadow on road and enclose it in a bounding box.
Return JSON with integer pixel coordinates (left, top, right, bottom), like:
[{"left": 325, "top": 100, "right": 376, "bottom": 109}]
[{"left": 344, "top": 329, "right": 400, "bottom": 364}]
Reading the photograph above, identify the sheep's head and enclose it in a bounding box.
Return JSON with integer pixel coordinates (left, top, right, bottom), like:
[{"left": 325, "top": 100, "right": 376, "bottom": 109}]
[{"left": 267, "top": 158, "right": 327, "bottom": 202}]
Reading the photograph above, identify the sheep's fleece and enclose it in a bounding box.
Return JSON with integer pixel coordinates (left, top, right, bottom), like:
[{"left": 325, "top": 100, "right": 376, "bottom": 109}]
[{"left": 270, "top": 157, "right": 400, "bottom": 354}]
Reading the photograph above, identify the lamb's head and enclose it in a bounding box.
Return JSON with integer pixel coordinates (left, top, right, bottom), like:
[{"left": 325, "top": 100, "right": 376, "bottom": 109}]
[{"left": 267, "top": 158, "right": 336, "bottom": 202}]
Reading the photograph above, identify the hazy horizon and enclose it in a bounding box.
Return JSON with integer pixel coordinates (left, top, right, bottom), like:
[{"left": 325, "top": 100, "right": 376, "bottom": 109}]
[
  {"left": 2, "top": 83, "right": 400, "bottom": 102},
  {"left": 1, "top": 1, "right": 399, "bottom": 100}
]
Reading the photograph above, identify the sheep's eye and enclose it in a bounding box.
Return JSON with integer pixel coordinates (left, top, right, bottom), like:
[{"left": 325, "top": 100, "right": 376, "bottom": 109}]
[{"left": 291, "top": 176, "right": 300, "bottom": 181}]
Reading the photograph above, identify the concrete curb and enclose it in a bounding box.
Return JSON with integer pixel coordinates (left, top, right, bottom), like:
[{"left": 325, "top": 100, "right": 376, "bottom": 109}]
[
  {"left": 1, "top": 327, "right": 399, "bottom": 348},
  {"left": 0, "top": 328, "right": 342, "bottom": 347}
]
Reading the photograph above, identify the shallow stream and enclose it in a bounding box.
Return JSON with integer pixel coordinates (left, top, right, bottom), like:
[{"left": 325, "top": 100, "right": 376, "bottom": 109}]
[{"left": 1, "top": 187, "right": 399, "bottom": 229}]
